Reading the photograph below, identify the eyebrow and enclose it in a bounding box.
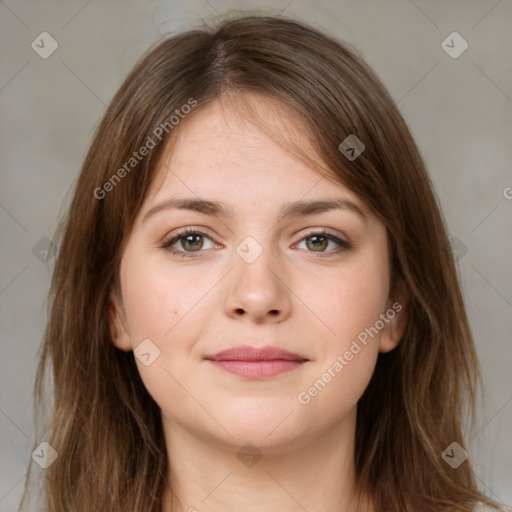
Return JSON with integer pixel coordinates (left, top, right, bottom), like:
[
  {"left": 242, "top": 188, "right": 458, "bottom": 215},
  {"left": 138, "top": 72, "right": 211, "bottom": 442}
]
[{"left": 142, "top": 196, "right": 367, "bottom": 224}]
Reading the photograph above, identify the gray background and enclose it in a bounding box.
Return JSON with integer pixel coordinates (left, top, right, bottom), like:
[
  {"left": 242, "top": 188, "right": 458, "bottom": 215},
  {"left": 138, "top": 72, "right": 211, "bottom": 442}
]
[{"left": 1, "top": 0, "right": 511, "bottom": 510}]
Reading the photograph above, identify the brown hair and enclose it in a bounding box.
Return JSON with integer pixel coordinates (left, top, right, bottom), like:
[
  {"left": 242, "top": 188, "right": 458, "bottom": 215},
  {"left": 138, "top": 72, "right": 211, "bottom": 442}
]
[{"left": 19, "top": 13, "right": 504, "bottom": 512}]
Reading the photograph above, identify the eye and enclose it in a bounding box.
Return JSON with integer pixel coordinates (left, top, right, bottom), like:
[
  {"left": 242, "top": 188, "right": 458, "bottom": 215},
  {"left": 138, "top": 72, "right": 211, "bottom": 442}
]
[
  {"left": 294, "top": 229, "right": 351, "bottom": 258},
  {"left": 161, "top": 227, "right": 351, "bottom": 259},
  {"left": 161, "top": 227, "right": 218, "bottom": 258}
]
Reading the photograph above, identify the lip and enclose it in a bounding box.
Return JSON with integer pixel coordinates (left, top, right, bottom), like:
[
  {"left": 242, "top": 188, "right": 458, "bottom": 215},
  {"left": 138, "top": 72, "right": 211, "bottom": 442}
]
[{"left": 205, "top": 345, "right": 309, "bottom": 379}]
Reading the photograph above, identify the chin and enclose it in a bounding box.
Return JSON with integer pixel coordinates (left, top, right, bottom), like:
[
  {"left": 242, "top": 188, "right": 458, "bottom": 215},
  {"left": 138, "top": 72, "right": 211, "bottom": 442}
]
[{"left": 203, "top": 405, "right": 312, "bottom": 452}]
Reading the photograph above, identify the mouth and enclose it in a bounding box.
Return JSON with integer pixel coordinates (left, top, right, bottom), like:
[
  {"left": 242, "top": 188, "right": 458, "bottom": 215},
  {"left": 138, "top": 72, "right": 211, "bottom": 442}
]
[{"left": 204, "top": 345, "right": 309, "bottom": 379}]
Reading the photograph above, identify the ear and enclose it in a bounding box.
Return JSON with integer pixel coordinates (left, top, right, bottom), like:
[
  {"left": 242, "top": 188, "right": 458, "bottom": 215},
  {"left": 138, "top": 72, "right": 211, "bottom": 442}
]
[
  {"left": 378, "top": 278, "right": 409, "bottom": 354},
  {"left": 107, "top": 288, "right": 132, "bottom": 352}
]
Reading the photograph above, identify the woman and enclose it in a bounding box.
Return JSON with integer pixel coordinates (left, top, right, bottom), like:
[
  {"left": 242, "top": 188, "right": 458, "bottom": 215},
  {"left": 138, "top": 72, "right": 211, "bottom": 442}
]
[{"left": 19, "top": 14, "right": 508, "bottom": 512}]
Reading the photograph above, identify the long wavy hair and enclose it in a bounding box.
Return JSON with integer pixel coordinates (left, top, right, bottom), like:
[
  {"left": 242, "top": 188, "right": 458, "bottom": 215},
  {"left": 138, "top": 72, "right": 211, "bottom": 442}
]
[{"left": 18, "top": 13, "right": 504, "bottom": 512}]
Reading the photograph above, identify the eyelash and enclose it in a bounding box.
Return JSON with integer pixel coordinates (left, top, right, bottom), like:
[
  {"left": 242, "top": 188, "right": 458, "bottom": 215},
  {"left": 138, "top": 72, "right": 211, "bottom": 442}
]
[{"left": 161, "top": 227, "right": 352, "bottom": 259}]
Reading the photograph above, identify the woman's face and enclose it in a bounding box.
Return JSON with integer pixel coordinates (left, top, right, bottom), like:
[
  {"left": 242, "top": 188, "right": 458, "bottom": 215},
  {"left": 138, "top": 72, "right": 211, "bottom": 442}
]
[{"left": 109, "top": 94, "right": 407, "bottom": 452}]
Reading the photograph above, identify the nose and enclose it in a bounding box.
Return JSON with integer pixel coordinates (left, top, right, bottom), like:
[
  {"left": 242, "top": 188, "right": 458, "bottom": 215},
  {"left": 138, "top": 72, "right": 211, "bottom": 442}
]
[{"left": 224, "top": 244, "right": 292, "bottom": 324}]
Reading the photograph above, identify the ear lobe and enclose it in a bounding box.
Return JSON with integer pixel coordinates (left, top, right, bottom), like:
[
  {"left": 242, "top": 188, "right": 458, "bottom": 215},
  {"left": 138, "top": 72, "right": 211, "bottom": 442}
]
[
  {"left": 378, "top": 279, "right": 409, "bottom": 354},
  {"left": 107, "top": 289, "right": 131, "bottom": 352}
]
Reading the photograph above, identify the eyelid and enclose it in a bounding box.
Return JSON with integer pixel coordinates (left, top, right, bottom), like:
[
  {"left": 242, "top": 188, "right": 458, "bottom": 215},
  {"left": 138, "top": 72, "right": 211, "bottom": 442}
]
[
  {"left": 297, "top": 227, "right": 350, "bottom": 244},
  {"left": 161, "top": 226, "right": 222, "bottom": 255}
]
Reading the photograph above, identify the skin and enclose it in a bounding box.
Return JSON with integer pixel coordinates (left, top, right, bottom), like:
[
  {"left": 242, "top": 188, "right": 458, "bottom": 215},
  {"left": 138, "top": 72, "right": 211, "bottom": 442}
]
[{"left": 108, "top": 93, "right": 408, "bottom": 512}]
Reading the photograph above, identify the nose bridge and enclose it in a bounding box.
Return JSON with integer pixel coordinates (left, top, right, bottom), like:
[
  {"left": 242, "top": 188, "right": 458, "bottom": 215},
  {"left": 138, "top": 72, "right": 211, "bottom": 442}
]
[
  {"left": 233, "top": 232, "right": 280, "bottom": 292},
  {"left": 225, "top": 231, "right": 291, "bottom": 321}
]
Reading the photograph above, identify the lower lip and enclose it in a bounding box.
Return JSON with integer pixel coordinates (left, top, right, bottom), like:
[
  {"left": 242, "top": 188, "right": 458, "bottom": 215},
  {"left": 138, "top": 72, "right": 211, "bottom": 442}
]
[{"left": 207, "top": 359, "right": 306, "bottom": 378}]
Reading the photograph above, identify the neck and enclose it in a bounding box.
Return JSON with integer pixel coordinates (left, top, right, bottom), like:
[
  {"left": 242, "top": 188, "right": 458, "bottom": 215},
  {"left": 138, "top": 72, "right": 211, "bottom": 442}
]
[{"left": 160, "top": 407, "right": 373, "bottom": 512}]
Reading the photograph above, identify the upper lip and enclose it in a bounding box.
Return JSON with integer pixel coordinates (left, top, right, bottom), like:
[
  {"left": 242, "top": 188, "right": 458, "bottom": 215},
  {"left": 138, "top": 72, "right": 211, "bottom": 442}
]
[{"left": 205, "top": 345, "right": 308, "bottom": 362}]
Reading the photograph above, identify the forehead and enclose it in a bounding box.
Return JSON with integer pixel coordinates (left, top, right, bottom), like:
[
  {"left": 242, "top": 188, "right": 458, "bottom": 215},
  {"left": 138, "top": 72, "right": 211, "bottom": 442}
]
[{"left": 144, "top": 94, "right": 367, "bottom": 215}]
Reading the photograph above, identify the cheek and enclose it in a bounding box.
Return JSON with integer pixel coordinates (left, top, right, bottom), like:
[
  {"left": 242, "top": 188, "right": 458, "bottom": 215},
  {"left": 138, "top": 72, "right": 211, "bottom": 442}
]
[
  {"left": 298, "top": 348, "right": 378, "bottom": 427},
  {"left": 310, "top": 258, "right": 389, "bottom": 350},
  {"left": 336, "top": 276, "right": 386, "bottom": 338},
  {"left": 122, "top": 261, "right": 202, "bottom": 412},
  {"left": 296, "top": 251, "right": 388, "bottom": 406},
  {"left": 121, "top": 256, "right": 192, "bottom": 340},
  {"left": 296, "top": 275, "right": 383, "bottom": 420}
]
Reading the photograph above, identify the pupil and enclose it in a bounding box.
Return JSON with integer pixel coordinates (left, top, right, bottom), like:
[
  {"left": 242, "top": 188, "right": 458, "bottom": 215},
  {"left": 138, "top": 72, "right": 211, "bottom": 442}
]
[
  {"left": 184, "top": 234, "right": 202, "bottom": 251},
  {"left": 308, "top": 235, "right": 327, "bottom": 251}
]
